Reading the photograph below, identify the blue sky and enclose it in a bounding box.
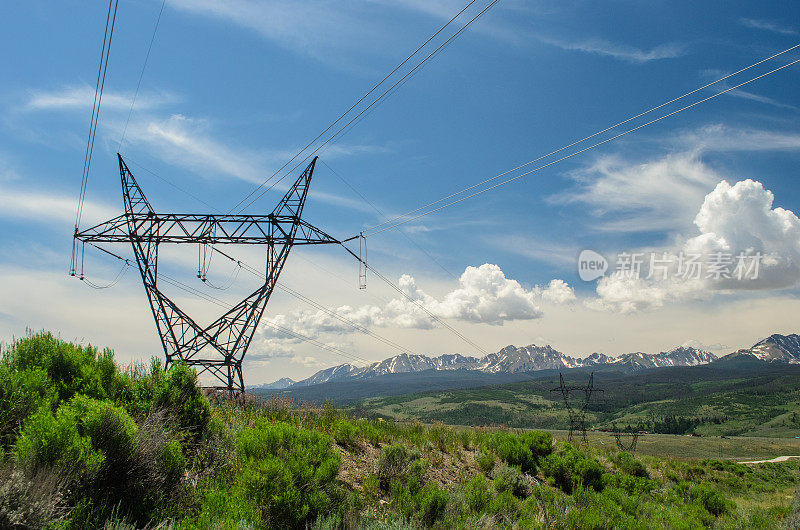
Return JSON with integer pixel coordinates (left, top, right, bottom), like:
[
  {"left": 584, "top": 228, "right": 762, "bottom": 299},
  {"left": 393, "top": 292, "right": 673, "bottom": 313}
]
[{"left": 2, "top": 1, "right": 800, "bottom": 384}]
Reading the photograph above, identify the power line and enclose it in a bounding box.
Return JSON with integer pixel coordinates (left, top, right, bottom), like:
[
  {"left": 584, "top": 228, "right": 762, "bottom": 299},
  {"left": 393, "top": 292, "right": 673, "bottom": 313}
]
[
  {"left": 232, "top": 0, "right": 500, "bottom": 215},
  {"left": 321, "top": 160, "right": 458, "bottom": 280},
  {"left": 227, "top": 0, "right": 481, "bottom": 215},
  {"left": 118, "top": 0, "right": 167, "bottom": 151},
  {"left": 156, "top": 272, "right": 374, "bottom": 366},
  {"left": 361, "top": 52, "right": 800, "bottom": 236},
  {"left": 209, "top": 247, "right": 418, "bottom": 357},
  {"left": 74, "top": 0, "right": 119, "bottom": 238}
]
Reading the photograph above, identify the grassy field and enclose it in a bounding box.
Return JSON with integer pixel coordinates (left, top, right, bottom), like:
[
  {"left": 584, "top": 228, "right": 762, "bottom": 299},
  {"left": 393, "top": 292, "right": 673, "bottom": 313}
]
[{"left": 547, "top": 430, "right": 800, "bottom": 461}]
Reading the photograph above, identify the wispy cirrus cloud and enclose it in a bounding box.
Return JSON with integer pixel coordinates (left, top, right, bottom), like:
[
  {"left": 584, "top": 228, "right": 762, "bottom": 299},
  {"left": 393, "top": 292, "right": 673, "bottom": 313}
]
[
  {"left": 739, "top": 18, "right": 797, "bottom": 36},
  {"left": 673, "top": 124, "right": 800, "bottom": 152},
  {"left": 550, "top": 152, "right": 720, "bottom": 233},
  {"left": 536, "top": 37, "right": 686, "bottom": 63},
  {"left": 0, "top": 184, "right": 117, "bottom": 226},
  {"left": 166, "top": 0, "right": 393, "bottom": 66},
  {"left": 25, "top": 85, "right": 177, "bottom": 112},
  {"left": 120, "top": 113, "right": 389, "bottom": 213}
]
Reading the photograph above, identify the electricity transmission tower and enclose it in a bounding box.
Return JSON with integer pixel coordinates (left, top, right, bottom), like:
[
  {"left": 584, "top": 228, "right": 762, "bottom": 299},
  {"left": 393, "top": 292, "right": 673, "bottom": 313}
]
[
  {"left": 72, "top": 154, "right": 341, "bottom": 392},
  {"left": 551, "top": 372, "right": 602, "bottom": 444},
  {"left": 612, "top": 428, "right": 641, "bottom": 454}
]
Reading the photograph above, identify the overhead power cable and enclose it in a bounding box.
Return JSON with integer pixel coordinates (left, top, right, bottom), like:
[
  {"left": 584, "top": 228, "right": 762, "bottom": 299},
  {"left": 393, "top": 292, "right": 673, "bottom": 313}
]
[
  {"left": 209, "top": 247, "right": 419, "bottom": 357},
  {"left": 81, "top": 239, "right": 374, "bottom": 365},
  {"left": 227, "top": 0, "right": 481, "bottom": 215},
  {"left": 231, "top": 0, "right": 500, "bottom": 214},
  {"left": 74, "top": 0, "right": 119, "bottom": 238},
  {"left": 156, "top": 272, "right": 374, "bottom": 366},
  {"left": 321, "top": 160, "right": 458, "bottom": 280},
  {"left": 359, "top": 50, "right": 800, "bottom": 237},
  {"left": 118, "top": 0, "right": 167, "bottom": 151}
]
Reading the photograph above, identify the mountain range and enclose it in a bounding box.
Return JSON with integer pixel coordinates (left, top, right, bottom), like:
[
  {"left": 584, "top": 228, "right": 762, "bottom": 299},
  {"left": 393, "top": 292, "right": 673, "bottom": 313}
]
[{"left": 253, "top": 333, "right": 800, "bottom": 390}]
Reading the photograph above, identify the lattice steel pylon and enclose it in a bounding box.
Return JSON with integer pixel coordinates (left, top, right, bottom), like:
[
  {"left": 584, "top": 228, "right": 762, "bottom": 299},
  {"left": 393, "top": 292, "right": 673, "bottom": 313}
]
[
  {"left": 550, "top": 372, "right": 603, "bottom": 444},
  {"left": 611, "top": 428, "right": 641, "bottom": 454},
  {"left": 72, "top": 154, "right": 340, "bottom": 392}
]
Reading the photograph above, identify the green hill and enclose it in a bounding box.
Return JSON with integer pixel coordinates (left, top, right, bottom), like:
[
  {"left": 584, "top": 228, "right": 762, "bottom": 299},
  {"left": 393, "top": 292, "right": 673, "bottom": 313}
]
[{"left": 354, "top": 362, "right": 800, "bottom": 438}]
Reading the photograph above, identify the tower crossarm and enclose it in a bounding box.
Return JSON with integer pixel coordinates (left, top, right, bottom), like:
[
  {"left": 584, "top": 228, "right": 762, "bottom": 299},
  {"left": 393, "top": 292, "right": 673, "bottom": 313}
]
[{"left": 74, "top": 213, "right": 341, "bottom": 246}]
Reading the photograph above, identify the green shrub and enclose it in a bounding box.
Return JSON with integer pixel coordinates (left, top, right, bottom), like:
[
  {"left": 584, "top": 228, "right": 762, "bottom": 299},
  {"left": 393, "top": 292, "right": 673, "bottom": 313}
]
[
  {"left": 615, "top": 451, "right": 648, "bottom": 478},
  {"left": 476, "top": 451, "right": 495, "bottom": 474},
  {"left": 2, "top": 332, "right": 129, "bottom": 404},
  {"left": 149, "top": 363, "right": 210, "bottom": 437},
  {"left": 232, "top": 420, "right": 342, "bottom": 528},
  {"left": 14, "top": 405, "right": 100, "bottom": 478},
  {"left": 493, "top": 464, "right": 529, "bottom": 498},
  {"left": 0, "top": 367, "right": 56, "bottom": 451},
  {"left": 541, "top": 444, "right": 604, "bottom": 493},
  {"left": 483, "top": 432, "right": 535, "bottom": 474},
  {"left": 521, "top": 430, "right": 553, "bottom": 460},
  {"left": 690, "top": 484, "right": 733, "bottom": 516},
  {"left": 460, "top": 474, "right": 493, "bottom": 513},
  {"left": 416, "top": 483, "right": 448, "bottom": 526},
  {"left": 333, "top": 420, "right": 359, "bottom": 447}
]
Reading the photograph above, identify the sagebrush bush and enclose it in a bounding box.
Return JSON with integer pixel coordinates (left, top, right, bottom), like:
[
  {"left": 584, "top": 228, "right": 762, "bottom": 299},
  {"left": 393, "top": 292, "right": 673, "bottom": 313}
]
[
  {"left": 482, "top": 430, "right": 552, "bottom": 475},
  {"left": 14, "top": 404, "right": 100, "bottom": 478},
  {"left": 493, "top": 464, "right": 529, "bottom": 498},
  {"left": 377, "top": 444, "right": 425, "bottom": 492},
  {"left": 0, "top": 466, "right": 64, "bottom": 530},
  {"left": 690, "top": 484, "right": 733, "bottom": 516},
  {"left": 149, "top": 362, "right": 211, "bottom": 437},
  {"left": 0, "top": 367, "right": 56, "bottom": 452}
]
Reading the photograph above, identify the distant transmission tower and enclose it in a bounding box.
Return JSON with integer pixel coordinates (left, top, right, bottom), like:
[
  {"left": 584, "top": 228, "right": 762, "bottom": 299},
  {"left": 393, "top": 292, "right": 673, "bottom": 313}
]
[
  {"left": 612, "top": 427, "right": 641, "bottom": 454},
  {"left": 72, "top": 154, "right": 342, "bottom": 392},
  {"left": 551, "top": 372, "right": 602, "bottom": 444}
]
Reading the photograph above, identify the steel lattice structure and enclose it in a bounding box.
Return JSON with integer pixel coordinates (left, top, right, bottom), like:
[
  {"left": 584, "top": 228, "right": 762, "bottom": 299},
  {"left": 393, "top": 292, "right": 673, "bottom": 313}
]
[
  {"left": 611, "top": 429, "right": 641, "bottom": 454},
  {"left": 72, "top": 154, "right": 340, "bottom": 392},
  {"left": 550, "top": 372, "right": 602, "bottom": 444}
]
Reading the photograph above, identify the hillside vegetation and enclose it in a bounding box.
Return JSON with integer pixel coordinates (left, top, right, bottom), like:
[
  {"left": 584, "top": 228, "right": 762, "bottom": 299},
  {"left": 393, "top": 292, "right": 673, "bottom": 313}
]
[
  {"left": 355, "top": 363, "right": 800, "bottom": 439},
  {"left": 1, "top": 332, "right": 799, "bottom": 528}
]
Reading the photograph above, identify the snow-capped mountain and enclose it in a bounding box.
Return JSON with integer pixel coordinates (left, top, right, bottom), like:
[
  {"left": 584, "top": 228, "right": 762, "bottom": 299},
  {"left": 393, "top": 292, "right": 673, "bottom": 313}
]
[
  {"left": 247, "top": 377, "right": 295, "bottom": 390},
  {"left": 290, "top": 343, "right": 718, "bottom": 387},
  {"left": 735, "top": 333, "right": 800, "bottom": 363},
  {"left": 291, "top": 353, "right": 480, "bottom": 387},
  {"left": 611, "top": 347, "right": 717, "bottom": 370}
]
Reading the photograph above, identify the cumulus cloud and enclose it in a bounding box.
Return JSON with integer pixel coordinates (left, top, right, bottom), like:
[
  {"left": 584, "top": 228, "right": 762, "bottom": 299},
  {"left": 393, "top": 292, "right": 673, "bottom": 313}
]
[
  {"left": 586, "top": 179, "right": 800, "bottom": 312},
  {"left": 258, "top": 264, "right": 575, "bottom": 343}
]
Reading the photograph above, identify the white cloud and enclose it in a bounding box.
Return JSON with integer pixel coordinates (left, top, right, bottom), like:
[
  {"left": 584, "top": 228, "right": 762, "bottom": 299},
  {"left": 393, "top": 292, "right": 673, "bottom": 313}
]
[
  {"left": 166, "top": 0, "right": 390, "bottom": 66},
  {"left": 675, "top": 124, "right": 800, "bottom": 153},
  {"left": 120, "top": 113, "right": 387, "bottom": 213},
  {"left": 258, "top": 263, "right": 575, "bottom": 345},
  {"left": 537, "top": 37, "right": 686, "bottom": 63},
  {"left": 538, "top": 279, "right": 577, "bottom": 304},
  {"left": 0, "top": 184, "right": 118, "bottom": 227},
  {"left": 586, "top": 179, "right": 800, "bottom": 312},
  {"left": 739, "top": 18, "right": 797, "bottom": 36},
  {"left": 552, "top": 152, "right": 720, "bottom": 233},
  {"left": 25, "top": 85, "right": 176, "bottom": 112}
]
